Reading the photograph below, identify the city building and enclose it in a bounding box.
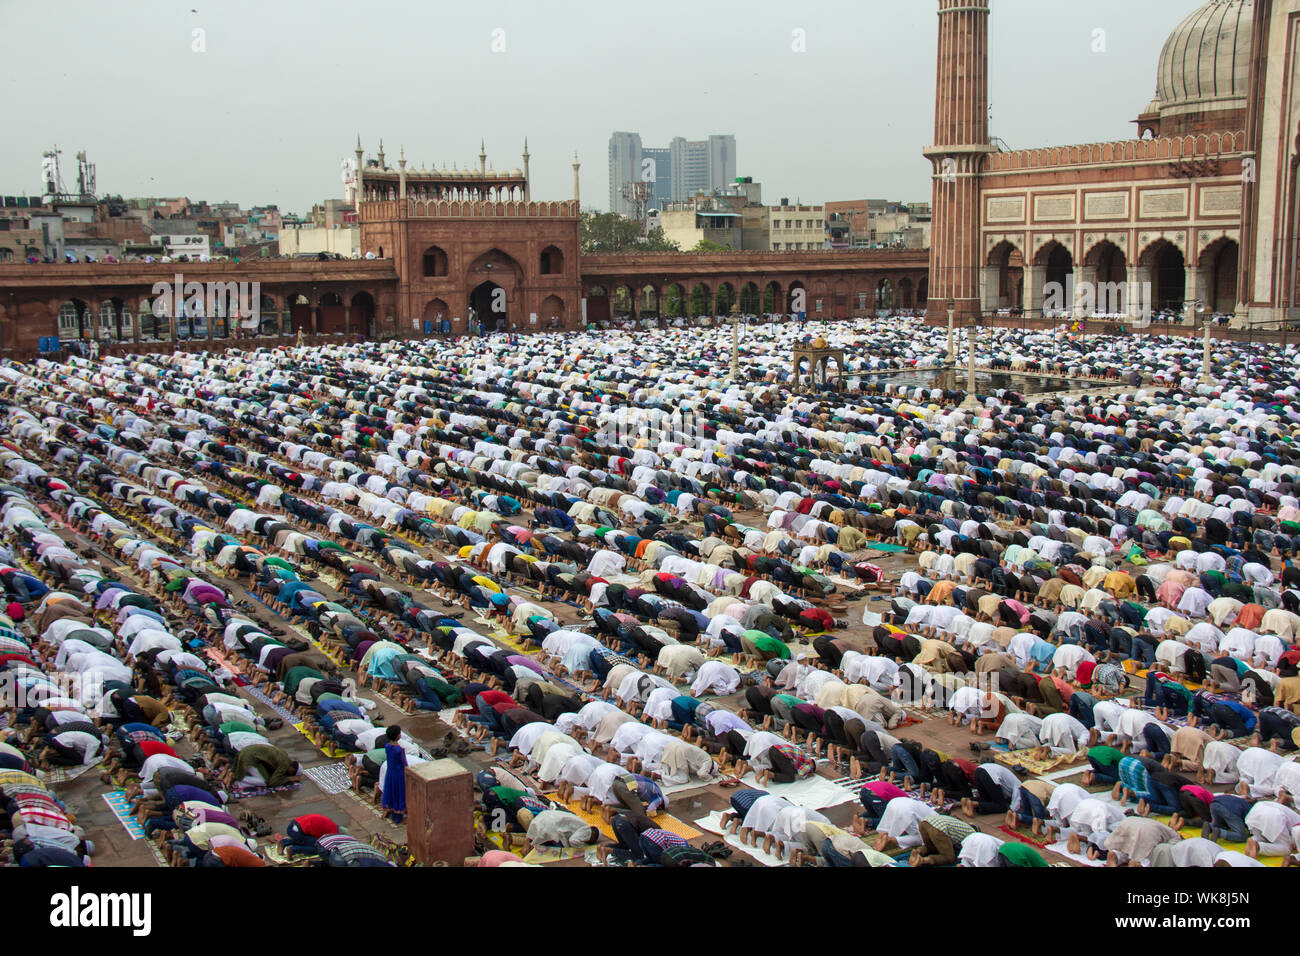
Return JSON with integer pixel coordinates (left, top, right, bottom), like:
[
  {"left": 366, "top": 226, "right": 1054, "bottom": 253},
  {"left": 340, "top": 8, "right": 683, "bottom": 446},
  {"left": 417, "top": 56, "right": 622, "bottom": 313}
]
[
  {"left": 608, "top": 132, "right": 736, "bottom": 215},
  {"left": 824, "top": 200, "right": 932, "bottom": 250},
  {"left": 607, "top": 131, "right": 642, "bottom": 217},
  {"left": 659, "top": 179, "right": 766, "bottom": 251},
  {"left": 767, "top": 202, "right": 826, "bottom": 251},
  {"left": 642, "top": 147, "right": 671, "bottom": 211},
  {"left": 669, "top": 135, "right": 736, "bottom": 202},
  {"left": 278, "top": 219, "right": 360, "bottom": 258}
]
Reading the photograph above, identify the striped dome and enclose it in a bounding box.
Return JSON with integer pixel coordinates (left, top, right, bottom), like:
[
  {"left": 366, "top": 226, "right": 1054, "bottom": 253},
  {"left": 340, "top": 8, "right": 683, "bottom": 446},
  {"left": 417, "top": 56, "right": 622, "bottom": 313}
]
[{"left": 1154, "top": 0, "right": 1253, "bottom": 121}]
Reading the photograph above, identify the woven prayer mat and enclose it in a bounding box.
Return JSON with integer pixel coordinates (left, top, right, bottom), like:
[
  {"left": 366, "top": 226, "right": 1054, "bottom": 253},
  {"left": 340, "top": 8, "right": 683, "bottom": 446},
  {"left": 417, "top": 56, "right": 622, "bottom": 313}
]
[
  {"left": 829, "top": 777, "right": 959, "bottom": 815},
  {"left": 993, "top": 748, "right": 1086, "bottom": 776},
  {"left": 473, "top": 620, "right": 538, "bottom": 657},
  {"left": 301, "top": 761, "right": 352, "bottom": 795},
  {"left": 998, "top": 824, "right": 1053, "bottom": 849},
  {"left": 102, "top": 790, "right": 145, "bottom": 840},
  {"left": 261, "top": 843, "right": 316, "bottom": 866},
  {"left": 734, "top": 771, "right": 861, "bottom": 810},
  {"left": 228, "top": 781, "right": 302, "bottom": 800},
  {"left": 39, "top": 761, "right": 103, "bottom": 786},
  {"left": 203, "top": 646, "right": 251, "bottom": 686},
  {"left": 338, "top": 782, "right": 394, "bottom": 823},
  {"left": 241, "top": 682, "right": 300, "bottom": 725}
]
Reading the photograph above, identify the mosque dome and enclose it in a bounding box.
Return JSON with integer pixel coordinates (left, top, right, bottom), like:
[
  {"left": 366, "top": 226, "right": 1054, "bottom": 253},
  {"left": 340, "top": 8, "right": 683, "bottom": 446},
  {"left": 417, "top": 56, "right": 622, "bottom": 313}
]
[{"left": 1153, "top": 0, "right": 1253, "bottom": 133}]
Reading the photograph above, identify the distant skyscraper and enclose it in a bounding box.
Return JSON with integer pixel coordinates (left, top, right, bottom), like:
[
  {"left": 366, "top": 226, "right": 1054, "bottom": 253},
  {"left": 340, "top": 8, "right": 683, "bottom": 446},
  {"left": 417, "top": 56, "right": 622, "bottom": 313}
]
[
  {"left": 670, "top": 134, "right": 736, "bottom": 201},
  {"left": 608, "top": 132, "right": 736, "bottom": 213},
  {"left": 608, "top": 131, "right": 642, "bottom": 216},
  {"left": 641, "top": 147, "right": 671, "bottom": 211}
]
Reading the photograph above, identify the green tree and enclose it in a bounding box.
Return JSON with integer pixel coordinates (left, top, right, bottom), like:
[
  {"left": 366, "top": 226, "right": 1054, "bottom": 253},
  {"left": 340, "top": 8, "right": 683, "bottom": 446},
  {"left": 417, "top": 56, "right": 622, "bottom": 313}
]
[
  {"left": 580, "top": 213, "right": 679, "bottom": 254},
  {"left": 692, "top": 238, "right": 730, "bottom": 252},
  {"left": 641, "top": 227, "right": 679, "bottom": 252}
]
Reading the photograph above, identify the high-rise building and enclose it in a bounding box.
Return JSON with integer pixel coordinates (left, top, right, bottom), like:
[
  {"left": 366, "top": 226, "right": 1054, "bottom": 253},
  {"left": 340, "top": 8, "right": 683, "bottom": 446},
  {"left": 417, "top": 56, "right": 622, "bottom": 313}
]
[
  {"left": 608, "top": 132, "right": 736, "bottom": 212},
  {"left": 669, "top": 135, "right": 736, "bottom": 201},
  {"left": 641, "top": 147, "right": 671, "bottom": 211},
  {"left": 607, "top": 131, "right": 642, "bottom": 217}
]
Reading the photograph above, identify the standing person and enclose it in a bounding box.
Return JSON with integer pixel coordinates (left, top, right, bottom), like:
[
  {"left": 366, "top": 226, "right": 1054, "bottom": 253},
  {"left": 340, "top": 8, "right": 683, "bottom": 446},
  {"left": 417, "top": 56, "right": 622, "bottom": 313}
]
[{"left": 382, "top": 725, "right": 407, "bottom": 824}]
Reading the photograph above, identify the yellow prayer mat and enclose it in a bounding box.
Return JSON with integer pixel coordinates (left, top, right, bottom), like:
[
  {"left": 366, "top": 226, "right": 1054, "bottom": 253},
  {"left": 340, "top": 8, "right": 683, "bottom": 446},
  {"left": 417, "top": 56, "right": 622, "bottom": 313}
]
[
  {"left": 480, "top": 827, "right": 584, "bottom": 863},
  {"left": 1169, "top": 822, "right": 1285, "bottom": 867},
  {"left": 292, "top": 625, "right": 349, "bottom": 667},
  {"left": 1122, "top": 660, "right": 1204, "bottom": 692},
  {"left": 292, "top": 721, "right": 350, "bottom": 759},
  {"left": 554, "top": 797, "right": 702, "bottom": 841},
  {"left": 262, "top": 843, "right": 316, "bottom": 867},
  {"left": 478, "top": 623, "right": 539, "bottom": 657}
]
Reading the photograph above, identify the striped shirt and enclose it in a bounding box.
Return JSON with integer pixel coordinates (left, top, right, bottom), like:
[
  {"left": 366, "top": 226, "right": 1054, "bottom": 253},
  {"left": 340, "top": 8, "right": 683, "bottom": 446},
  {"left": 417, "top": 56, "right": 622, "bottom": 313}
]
[{"left": 315, "top": 834, "right": 391, "bottom": 866}]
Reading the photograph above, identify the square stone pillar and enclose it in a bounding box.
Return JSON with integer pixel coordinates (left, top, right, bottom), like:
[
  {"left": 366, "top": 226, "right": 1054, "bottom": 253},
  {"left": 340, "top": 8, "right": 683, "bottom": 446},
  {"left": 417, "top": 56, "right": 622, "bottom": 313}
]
[
  {"left": 980, "top": 266, "right": 1001, "bottom": 314},
  {"left": 1024, "top": 266, "right": 1046, "bottom": 316},
  {"left": 1183, "top": 267, "right": 1204, "bottom": 324},
  {"left": 1129, "top": 265, "right": 1154, "bottom": 323},
  {"left": 405, "top": 758, "right": 476, "bottom": 866},
  {"left": 1074, "top": 266, "right": 1097, "bottom": 317}
]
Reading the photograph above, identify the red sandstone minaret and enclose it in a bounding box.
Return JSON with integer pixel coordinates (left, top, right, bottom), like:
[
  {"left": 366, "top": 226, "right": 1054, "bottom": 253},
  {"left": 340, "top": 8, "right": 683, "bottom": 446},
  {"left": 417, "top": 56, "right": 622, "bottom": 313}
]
[{"left": 924, "top": 0, "right": 994, "bottom": 322}]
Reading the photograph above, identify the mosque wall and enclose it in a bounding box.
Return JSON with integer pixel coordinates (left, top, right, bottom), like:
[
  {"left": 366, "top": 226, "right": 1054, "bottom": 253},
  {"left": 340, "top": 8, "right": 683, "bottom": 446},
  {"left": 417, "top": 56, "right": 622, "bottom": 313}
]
[{"left": 1240, "top": 0, "right": 1300, "bottom": 325}]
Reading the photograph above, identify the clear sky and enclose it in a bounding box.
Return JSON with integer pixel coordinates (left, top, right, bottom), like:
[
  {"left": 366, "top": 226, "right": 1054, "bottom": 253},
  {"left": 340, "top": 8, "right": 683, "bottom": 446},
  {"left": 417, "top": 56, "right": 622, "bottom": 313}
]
[{"left": 0, "top": 0, "right": 1206, "bottom": 215}]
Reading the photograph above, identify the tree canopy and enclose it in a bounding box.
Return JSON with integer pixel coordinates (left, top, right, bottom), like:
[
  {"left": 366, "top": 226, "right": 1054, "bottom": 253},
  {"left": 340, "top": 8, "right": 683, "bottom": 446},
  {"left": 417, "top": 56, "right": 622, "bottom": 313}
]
[{"left": 580, "top": 212, "right": 679, "bottom": 254}]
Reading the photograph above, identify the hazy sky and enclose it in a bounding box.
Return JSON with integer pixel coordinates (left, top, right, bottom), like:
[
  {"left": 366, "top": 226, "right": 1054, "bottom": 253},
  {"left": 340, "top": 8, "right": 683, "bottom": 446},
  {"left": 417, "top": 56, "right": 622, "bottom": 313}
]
[{"left": 1, "top": 0, "right": 1205, "bottom": 215}]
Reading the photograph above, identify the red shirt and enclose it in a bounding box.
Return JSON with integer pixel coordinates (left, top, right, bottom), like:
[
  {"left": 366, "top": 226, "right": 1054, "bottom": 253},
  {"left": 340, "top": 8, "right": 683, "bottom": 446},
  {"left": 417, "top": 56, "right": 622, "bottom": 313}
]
[
  {"left": 138, "top": 740, "right": 176, "bottom": 760},
  {"left": 475, "top": 689, "right": 515, "bottom": 714},
  {"left": 800, "top": 607, "right": 835, "bottom": 629},
  {"left": 294, "top": 813, "right": 340, "bottom": 838},
  {"left": 949, "top": 758, "right": 978, "bottom": 782}
]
